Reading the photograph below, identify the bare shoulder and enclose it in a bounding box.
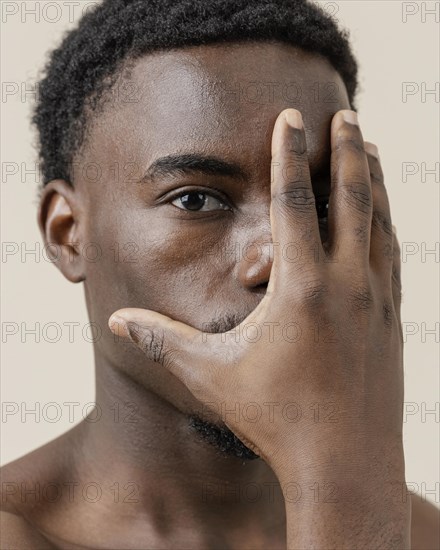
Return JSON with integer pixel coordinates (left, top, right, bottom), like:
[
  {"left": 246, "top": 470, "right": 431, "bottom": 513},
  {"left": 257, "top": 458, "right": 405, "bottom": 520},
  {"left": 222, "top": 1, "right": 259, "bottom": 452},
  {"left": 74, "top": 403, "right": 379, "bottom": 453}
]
[
  {"left": 0, "top": 510, "right": 56, "bottom": 549},
  {"left": 0, "top": 427, "right": 82, "bottom": 549},
  {"left": 1, "top": 441, "right": 60, "bottom": 514},
  {"left": 1, "top": 455, "right": 58, "bottom": 549},
  {"left": 411, "top": 493, "right": 440, "bottom": 550}
]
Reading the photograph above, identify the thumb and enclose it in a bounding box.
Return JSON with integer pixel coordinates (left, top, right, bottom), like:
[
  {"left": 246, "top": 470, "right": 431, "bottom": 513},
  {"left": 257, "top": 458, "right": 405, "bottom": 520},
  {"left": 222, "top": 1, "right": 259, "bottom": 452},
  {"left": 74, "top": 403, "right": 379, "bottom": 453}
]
[{"left": 108, "top": 307, "right": 217, "bottom": 397}]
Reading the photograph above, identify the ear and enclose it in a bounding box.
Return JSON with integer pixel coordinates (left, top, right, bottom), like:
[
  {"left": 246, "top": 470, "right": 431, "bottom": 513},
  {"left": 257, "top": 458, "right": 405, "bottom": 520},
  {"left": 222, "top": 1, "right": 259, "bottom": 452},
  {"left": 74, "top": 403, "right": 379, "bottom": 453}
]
[{"left": 37, "top": 179, "right": 86, "bottom": 283}]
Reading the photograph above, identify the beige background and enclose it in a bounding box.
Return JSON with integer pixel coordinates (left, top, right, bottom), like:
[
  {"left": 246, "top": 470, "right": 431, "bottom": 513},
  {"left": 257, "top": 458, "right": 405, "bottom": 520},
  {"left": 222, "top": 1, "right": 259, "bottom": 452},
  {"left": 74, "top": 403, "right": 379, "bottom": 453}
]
[{"left": 1, "top": 1, "right": 439, "bottom": 506}]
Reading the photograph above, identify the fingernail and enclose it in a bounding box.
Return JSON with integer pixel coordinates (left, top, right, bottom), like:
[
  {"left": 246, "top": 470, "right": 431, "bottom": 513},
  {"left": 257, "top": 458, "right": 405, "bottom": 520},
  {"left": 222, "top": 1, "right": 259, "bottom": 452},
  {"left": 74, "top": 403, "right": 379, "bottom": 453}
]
[
  {"left": 364, "top": 142, "right": 380, "bottom": 159},
  {"left": 109, "top": 315, "right": 130, "bottom": 338},
  {"left": 341, "top": 110, "right": 358, "bottom": 126},
  {"left": 284, "top": 109, "right": 303, "bottom": 129},
  {"left": 392, "top": 224, "right": 397, "bottom": 235}
]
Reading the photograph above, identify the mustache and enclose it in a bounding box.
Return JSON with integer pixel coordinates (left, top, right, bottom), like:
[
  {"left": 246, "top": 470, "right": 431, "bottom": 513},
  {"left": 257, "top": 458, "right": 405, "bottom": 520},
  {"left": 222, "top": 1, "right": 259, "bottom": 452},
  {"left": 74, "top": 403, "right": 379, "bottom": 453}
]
[{"left": 201, "top": 310, "right": 251, "bottom": 334}]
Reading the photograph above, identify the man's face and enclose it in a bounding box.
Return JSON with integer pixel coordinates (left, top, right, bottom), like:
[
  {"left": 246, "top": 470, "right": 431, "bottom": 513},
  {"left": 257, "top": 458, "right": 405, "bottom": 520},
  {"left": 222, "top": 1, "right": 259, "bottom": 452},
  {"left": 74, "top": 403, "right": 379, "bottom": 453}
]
[{"left": 73, "top": 41, "right": 350, "bottom": 417}]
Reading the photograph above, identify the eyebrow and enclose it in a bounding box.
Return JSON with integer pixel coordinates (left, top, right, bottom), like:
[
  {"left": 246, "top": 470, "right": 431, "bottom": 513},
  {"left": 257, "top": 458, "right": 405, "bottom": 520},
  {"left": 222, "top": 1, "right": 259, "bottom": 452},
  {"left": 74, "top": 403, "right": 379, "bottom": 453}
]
[{"left": 140, "top": 153, "right": 249, "bottom": 183}]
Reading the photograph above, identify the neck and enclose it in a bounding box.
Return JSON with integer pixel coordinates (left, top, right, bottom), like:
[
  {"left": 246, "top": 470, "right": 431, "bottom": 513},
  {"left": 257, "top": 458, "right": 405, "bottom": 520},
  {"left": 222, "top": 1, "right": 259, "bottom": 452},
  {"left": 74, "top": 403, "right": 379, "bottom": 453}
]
[{"left": 68, "top": 352, "right": 285, "bottom": 536}]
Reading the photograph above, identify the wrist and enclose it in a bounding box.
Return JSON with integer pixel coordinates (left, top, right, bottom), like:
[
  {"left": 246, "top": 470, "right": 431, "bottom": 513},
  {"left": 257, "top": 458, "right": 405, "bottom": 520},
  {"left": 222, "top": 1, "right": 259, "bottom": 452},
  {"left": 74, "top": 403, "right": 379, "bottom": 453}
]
[
  {"left": 268, "top": 432, "right": 406, "bottom": 480},
  {"left": 270, "top": 437, "right": 407, "bottom": 504},
  {"left": 276, "top": 453, "right": 410, "bottom": 550}
]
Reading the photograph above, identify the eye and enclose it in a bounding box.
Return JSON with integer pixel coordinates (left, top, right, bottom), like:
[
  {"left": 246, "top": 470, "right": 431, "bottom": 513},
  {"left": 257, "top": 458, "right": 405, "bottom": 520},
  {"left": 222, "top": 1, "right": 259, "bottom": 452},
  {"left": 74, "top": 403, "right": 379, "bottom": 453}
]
[
  {"left": 171, "top": 191, "right": 230, "bottom": 212},
  {"left": 315, "top": 195, "right": 329, "bottom": 223}
]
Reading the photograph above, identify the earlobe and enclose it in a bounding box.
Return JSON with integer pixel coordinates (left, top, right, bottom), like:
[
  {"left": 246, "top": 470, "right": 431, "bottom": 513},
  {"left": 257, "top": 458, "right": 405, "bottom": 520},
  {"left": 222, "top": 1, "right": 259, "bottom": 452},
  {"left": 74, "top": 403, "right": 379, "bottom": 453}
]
[{"left": 37, "top": 179, "right": 86, "bottom": 283}]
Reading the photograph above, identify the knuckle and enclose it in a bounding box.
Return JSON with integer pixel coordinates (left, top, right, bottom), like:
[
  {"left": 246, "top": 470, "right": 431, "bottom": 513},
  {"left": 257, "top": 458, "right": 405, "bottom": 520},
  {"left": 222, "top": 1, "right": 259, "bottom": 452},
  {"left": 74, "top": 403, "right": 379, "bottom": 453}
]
[
  {"left": 276, "top": 186, "right": 316, "bottom": 214},
  {"left": 341, "top": 181, "right": 372, "bottom": 214},
  {"left": 161, "top": 347, "right": 182, "bottom": 371},
  {"left": 381, "top": 242, "right": 394, "bottom": 261},
  {"left": 127, "top": 322, "right": 166, "bottom": 364},
  {"left": 370, "top": 170, "right": 384, "bottom": 186},
  {"left": 347, "top": 282, "right": 374, "bottom": 313},
  {"left": 126, "top": 321, "right": 143, "bottom": 342},
  {"left": 148, "top": 332, "right": 166, "bottom": 364},
  {"left": 297, "top": 279, "right": 330, "bottom": 310},
  {"left": 353, "top": 225, "right": 369, "bottom": 243},
  {"left": 334, "top": 134, "right": 365, "bottom": 155},
  {"left": 382, "top": 298, "right": 394, "bottom": 330},
  {"left": 282, "top": 160, "right": 308, "bottom": 184},
  {"left": 372, "top": 209, "right": 393, "bottom": 238}
]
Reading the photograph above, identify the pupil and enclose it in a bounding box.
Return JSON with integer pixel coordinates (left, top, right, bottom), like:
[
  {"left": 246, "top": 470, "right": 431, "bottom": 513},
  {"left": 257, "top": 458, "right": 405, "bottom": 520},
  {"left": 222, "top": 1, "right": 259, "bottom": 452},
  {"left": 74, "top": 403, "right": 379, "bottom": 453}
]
[
  {"left": 181, "top": 193, "right": 206, "bottom": 210},
  {"left": 316, "top": 199, "right": 329, "bottom": 219}
]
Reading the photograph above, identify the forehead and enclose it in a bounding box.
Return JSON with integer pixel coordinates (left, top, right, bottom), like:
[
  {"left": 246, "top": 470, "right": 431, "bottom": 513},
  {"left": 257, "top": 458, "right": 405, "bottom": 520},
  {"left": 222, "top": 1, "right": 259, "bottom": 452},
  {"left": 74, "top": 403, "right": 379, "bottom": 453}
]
[{"left": 85, "top": 42, "right": 350, "bottom": 179}]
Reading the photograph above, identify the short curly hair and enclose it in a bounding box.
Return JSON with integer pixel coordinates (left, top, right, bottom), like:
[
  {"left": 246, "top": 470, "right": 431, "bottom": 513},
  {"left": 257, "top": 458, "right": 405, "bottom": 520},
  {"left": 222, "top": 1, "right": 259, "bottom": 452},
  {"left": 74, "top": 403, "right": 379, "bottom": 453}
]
[{"left": 33, "top": 0, "right": 358, "bottom": 187}]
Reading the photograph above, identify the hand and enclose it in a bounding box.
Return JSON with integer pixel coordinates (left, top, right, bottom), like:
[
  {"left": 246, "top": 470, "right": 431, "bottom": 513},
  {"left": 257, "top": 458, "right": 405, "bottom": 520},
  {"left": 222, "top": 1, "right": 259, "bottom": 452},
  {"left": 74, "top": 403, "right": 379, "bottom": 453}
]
[{"left": 109, "top": 107, "right": 404, "bottom": 489}]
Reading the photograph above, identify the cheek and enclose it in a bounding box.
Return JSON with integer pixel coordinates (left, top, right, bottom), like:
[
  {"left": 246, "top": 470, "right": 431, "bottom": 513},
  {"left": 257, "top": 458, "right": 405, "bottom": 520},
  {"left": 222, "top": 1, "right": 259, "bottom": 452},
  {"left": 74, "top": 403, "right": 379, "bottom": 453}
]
[
  {"left": 86, "top": 205, "right": 236, "bottom": 323},
  {"left": 131, "top": 219, "right": 231, "bottom": 313}
]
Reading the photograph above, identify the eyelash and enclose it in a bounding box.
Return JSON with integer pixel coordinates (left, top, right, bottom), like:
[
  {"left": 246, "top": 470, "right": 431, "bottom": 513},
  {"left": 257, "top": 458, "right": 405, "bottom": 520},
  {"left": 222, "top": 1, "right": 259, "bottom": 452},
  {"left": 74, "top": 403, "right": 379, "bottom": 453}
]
[
  {"left": 166, "top": 187, "right": 330, "bottom": 220},
  {"left": 166, "top": 187, "right": 232, "bottom": 212},
  {"left": 315, "top": 195, "right": 329, "bottom": 222}
]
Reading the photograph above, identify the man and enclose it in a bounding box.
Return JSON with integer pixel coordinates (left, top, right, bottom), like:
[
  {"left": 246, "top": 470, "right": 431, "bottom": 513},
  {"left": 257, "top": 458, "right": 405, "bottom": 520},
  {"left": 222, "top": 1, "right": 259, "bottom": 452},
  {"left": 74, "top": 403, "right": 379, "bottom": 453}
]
[{"left": 1, "top": 0, "right": 438, "bottom": 547}]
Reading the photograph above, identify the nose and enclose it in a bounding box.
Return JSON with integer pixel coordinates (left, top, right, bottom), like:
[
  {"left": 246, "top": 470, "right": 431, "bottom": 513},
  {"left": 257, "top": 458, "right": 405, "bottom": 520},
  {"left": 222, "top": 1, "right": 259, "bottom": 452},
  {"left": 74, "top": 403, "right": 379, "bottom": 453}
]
[{"left": 237, "top": 234, "right": 273, "bottom": 291}]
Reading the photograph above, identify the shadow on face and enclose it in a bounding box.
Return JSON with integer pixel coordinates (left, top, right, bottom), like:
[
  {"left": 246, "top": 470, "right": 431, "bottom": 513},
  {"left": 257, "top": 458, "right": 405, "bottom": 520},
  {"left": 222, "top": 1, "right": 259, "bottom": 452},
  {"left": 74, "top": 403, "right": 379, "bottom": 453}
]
[{"left": 45, "top": 41, "right": 351, "bottom": 421}]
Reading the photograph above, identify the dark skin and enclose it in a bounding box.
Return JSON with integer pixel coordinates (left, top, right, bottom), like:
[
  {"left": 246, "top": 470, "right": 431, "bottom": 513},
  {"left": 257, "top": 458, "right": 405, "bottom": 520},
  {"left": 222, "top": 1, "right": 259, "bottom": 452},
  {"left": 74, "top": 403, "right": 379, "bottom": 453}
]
[{"left": 1, "top": 42, "right": 439, "bottom": 549}]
